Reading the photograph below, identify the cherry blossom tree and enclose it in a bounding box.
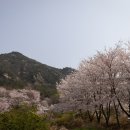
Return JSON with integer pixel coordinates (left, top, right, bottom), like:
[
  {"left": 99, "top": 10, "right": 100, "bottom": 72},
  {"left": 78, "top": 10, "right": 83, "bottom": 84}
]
[
  {"left": 0, "top": 88, "right": 49, "bottom": 114},
  {"left": 56, "top": 43, "right": 130, "bottom": 127}
]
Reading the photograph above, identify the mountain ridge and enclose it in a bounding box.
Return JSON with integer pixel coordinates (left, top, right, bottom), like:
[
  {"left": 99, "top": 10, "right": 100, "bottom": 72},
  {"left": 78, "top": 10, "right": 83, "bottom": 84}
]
[{"left": 0, "top": 51, "right": 75, "bottom": 101}]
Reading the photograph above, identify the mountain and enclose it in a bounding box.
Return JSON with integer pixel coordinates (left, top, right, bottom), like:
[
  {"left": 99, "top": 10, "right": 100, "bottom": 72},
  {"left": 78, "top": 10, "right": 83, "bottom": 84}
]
[{"left": 0, "top": 52, "right": 75, "bottom": 101}]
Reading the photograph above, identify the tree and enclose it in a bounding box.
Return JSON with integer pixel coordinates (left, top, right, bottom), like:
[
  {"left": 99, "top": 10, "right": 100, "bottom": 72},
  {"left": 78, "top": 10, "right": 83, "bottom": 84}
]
[{"left": 56, "top": 43, "right": 130, "bottom": 127}]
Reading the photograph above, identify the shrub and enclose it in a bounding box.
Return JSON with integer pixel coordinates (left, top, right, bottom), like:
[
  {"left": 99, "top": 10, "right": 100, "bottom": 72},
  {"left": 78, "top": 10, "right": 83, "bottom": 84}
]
[
  {"left": 55, "top": 113, "right": 73, "bottom": 128},
  {"left": 54, "top": 112, "right": 84, "bottom": 128},
  {"left": 72, "top": 118, "right": 84, "bottom": 128},
  {"left": 0, "top": 104, "right": 49, "bottom": 130}
]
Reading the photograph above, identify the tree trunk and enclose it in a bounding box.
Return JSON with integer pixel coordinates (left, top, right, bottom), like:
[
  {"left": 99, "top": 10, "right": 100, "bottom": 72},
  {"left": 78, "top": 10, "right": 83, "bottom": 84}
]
[
  {"left": 101, "top": 103, "right": 111, "bottom": 127},
  {"left": 117, "top": 98, "right": 129, "bottom": 116},
  {"left": 113, "top": 101, "right": 120, "bottom": 128},
  {"left": 95, "top": 105, "right": 102, "bottom": 124},
  {"left": 87, "top": 110, "right": 95, "bottom": 122}
]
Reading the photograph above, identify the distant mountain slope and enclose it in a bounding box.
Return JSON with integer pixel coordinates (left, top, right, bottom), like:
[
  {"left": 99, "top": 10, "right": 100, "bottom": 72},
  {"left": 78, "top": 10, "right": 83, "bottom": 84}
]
[{"left": 0, "top": 52, "right": 75, "bottom": 100}]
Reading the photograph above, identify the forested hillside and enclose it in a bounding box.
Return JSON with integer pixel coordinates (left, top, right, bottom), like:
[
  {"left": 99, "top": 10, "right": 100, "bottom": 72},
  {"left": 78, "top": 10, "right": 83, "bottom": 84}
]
[{"left": 0, "top": 52, "right": 74, "bottom": 100}]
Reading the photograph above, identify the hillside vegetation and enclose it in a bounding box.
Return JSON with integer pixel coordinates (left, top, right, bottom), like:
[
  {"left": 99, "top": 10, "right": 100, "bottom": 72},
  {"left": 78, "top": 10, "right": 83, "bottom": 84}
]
[
  {"left": 0, "top": 52, "right": 74, "bottom": 100},
  {"left": 1, "top": 45, "right": 130, "bottom": 130}
]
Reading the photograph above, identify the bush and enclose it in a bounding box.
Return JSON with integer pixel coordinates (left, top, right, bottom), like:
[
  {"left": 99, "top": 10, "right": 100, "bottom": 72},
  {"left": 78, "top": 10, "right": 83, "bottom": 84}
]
[
  {"left": 0, "top": 104, "right": 49, "bottom": 130},
  {"left": 72, "top": 118, "right": 84, "bottom": 128},
  {"left": 55, "top": 113, "right": 73, "bottom": 127},
  {"left": 54, "top": 112, "right": 85, "bottom": 128}
]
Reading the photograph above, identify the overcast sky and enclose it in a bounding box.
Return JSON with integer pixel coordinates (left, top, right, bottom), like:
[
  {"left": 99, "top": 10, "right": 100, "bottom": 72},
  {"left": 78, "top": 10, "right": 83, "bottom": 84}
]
[{"left": 1, "top": 0, "right": 130, "bottom": 68}]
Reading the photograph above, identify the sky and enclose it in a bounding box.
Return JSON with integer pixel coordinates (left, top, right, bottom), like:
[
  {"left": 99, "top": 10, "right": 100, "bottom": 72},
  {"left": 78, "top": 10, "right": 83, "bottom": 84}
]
[{"left": 1, "top": 0, "right": 130, "bottom": 68}]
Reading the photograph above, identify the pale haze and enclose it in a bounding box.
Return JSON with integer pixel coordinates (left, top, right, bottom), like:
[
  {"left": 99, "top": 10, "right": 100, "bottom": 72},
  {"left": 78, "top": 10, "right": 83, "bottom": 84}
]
[{"left": 1, "top": 0, "right": 130, "bottom": 68}]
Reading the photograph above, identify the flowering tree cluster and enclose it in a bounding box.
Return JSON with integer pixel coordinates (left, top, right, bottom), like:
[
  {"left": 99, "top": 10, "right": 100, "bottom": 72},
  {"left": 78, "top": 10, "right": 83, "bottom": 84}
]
[
  {"left": 0, "top": 88, "right": 49, "bottom": 114},
  {"left": 56, "top": 44, "right": 130, "bottom": 126}
]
